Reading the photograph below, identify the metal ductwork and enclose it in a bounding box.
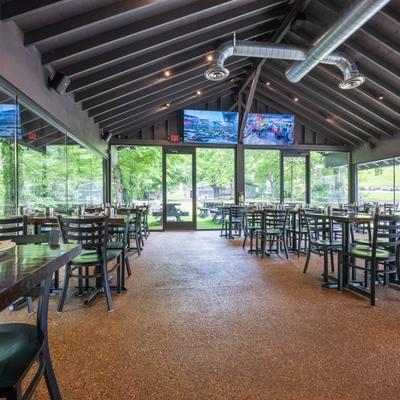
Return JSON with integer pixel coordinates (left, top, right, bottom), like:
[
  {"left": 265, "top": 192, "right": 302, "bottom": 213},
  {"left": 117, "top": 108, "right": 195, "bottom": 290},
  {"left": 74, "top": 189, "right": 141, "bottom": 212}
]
[
  {"left": 205, "top": 0, "right": 390, "bottom": 89},
  {"left": 285, "top": 0, "right": 390, "bottom": 84},
  {"left": 204, "top": 40, "right": 364, "bottom": 89}
]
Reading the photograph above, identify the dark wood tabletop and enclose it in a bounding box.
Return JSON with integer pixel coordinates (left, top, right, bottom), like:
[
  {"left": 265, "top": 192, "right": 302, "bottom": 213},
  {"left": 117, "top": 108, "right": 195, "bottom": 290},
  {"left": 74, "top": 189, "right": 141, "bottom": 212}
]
[
  {"left": 26, "top": 215, "right": 130, "bottom": 225},
  {"left": 306, "top": 212, "right": 372, "bottom": 224},
  {"left": 0, "top": 243, "right": 81, "bottom": 311}
]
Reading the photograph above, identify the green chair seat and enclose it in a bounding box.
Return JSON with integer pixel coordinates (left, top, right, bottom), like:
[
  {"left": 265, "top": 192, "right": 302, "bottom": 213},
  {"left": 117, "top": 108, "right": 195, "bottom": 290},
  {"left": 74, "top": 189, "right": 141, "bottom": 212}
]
[
  {"left": 0, "top": 323, "right": 43, "bottom": 387},
  {"left": 346, "top": 245, "right": 393, "bottom": 260},
  {"left": 107, "top": 242, "right": 126, "bottom": 250},
  {"left": 266, "top": 228, "right": 283, "bottom": 235},
  {"left": 71, "top": 249, "right": 121, "bottom": 265},
  {"left": 313, "top": 239, "right": 342, "bottom": 247}
]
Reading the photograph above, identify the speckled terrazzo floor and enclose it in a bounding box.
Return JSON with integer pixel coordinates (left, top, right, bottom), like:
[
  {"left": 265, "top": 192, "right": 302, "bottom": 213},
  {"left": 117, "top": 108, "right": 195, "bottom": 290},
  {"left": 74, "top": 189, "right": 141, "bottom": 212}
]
[{"left": 2, "top": 231, "right": 400, "bottom": 400}]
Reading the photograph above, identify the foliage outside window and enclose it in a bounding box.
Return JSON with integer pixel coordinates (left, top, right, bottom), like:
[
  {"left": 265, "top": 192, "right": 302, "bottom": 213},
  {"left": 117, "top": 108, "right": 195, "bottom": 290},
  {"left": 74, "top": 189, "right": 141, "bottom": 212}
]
[
  {"left": 357, "top": 158, "right": 397, "bottom": 204},
  {"left": 111, "top": 146, "right": 163, "bottom": 229},
  {"left": 196, "top": 148, "right": 234, "bottom": 229},
  {"left": 245, "top": 149, "right": 280, "bottom": 204},
  {"left": 310, "top": 151, "right": 349, "bottom": 205}
]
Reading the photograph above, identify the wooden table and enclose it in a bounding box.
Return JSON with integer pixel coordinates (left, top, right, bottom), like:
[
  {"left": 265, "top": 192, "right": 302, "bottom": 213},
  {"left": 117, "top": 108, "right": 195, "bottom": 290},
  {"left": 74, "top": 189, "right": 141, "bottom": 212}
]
[{"left": 0, "top": 243, "right": 81, "bottom": 399}]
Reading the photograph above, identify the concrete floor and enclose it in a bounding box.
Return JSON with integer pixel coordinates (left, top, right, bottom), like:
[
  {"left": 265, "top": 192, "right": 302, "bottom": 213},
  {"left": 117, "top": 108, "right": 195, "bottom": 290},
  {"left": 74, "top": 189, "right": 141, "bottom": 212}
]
[{"left": 3, "top": 231, "right": 400, "bottom": 399}]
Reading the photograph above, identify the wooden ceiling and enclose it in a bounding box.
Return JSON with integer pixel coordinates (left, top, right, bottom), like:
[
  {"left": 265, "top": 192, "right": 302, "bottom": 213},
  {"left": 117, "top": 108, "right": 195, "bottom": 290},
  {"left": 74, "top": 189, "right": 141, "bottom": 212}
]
[{"left": 1, "top": 0, "right": 400, "bottom": 147}]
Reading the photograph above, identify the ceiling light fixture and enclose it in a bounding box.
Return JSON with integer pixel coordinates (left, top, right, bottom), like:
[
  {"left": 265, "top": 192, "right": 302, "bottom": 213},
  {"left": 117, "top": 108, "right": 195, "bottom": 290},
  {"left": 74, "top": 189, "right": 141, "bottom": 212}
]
[
  {"left": 196, "top": 90, "right": 202, "bottom": 96},
  {"left": 164, "top": 70, "right": 171, "bottom": 77},
  {"left": 265, "top": 81, "right": 271, "bottom": 86},
  {"left": 293, "top": 96, "right": 299, "bottom": 102},
  {"left": 207, "top": 54, "right": 213, "bottom": 62}
]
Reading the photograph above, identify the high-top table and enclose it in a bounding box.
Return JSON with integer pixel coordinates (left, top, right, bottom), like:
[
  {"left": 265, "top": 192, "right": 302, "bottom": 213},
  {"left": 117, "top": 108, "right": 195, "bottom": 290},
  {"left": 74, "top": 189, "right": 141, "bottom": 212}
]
[
  {"left": 306, "top": 212, "right": 373, "bottom": 289},
  {"left": 0, "top": 243, "right": 81, "bottom": 399}
]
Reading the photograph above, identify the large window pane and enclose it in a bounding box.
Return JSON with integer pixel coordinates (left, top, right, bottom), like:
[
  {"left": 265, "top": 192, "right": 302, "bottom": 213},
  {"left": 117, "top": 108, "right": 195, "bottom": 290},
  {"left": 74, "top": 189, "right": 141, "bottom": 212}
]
[
  {"left": 358, "top": 158, "right": 395, "bottom": 204},
  {"left": 310, "top": 151, "right": 349, "bottom": 205},
  {"left": 18, "top": 102, "right": 67, "bottom": 212},
  {"left": 245, "top": 149, "right": 280, "bottom": 204},
  {"left": 0, "top": 90, "right": 16, "bottom": 216},
  {"left": 67, "top": 144, "right": 104, "bottom": 208},
  {"left": 111, "top": 146, "right": 163, "bottom": 230},
  {"left": 283, "top": 156, "right": 306, "bottom": 204},
  {"left": 196, "top": 148, "right": 235, "bottom": 229}
]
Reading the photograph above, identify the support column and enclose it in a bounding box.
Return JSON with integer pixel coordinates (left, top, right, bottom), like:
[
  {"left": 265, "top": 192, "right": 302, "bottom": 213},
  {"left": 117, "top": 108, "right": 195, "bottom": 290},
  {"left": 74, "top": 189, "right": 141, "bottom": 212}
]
[{"left": 236, "top": 144, "right": 244, "bottom": 204}]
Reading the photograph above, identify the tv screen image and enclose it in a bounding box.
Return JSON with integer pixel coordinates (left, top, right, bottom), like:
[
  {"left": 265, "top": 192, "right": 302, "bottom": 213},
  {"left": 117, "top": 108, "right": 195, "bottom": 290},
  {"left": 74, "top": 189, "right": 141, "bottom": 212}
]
[
  {"left": 183, "top": 109, "right": 238, "bottom": 144},
  {"left": 243, "top": 114, "right": 295, "bottom": 145},
  {"left": 0, "top": 104, "right": 22, "bottom": 139}
]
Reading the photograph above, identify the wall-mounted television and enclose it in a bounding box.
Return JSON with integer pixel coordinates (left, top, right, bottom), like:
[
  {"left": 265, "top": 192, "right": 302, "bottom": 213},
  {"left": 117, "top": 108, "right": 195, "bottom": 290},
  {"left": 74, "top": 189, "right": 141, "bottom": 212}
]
[
  {"left": 0, "top": 104, "right": 22, "bottom": 140},
  {"left": 183, "top": 109, "right": 238, "bottom": 144},
  {"left": 243, "top": 113, "right": 295, "bottom": 145}
]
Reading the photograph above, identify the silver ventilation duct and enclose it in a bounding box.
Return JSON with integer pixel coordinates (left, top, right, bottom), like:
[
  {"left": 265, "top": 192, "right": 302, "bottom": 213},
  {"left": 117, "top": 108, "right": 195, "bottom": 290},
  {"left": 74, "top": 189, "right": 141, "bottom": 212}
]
[
  {"left": 205, "top": 40, "right": 364, "bottom": 89},
  {"left": 205, "top": 0, "right": 390, "bottom": 89},
  {"left": 285, "top": 0, "right": 390, "bottom": 84}
]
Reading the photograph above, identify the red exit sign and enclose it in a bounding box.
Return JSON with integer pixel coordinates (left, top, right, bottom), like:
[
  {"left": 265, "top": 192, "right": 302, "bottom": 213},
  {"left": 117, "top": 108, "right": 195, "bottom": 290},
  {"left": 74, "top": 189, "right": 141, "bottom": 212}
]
[{"left": 168, "top": 134, "right": 181, "bottom": 142}]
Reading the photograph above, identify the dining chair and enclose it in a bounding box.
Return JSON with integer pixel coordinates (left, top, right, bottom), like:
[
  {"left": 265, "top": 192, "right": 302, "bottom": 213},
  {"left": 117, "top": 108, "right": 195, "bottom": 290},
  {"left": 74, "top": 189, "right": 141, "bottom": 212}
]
[
  {"left": 301, "top": 211, "right": 342, "bottom": 281},
  {"left": 256, "top": 209, "right": 289, "bottom": 259},
  {"left": 0, "top": 233, "right": 53, "bottom": 400},
  {"left": 338, "top": 213, "right": 400, "bottom": 306},
  {"left": 242, "top": 209, "right": 264, "bottom": 252},
  {"left": 0, "top": 215, "right": 27, "bottom": 237},
  {"left": 57, "top": 216, "right": 121, "bottom": 312}
]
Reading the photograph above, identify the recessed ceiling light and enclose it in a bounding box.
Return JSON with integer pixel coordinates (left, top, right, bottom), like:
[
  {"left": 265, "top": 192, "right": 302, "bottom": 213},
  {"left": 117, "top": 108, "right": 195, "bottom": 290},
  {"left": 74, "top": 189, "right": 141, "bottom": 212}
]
[
  {"left": 293, "top": 96, "right": 299, "bottom": 102},
  {"left": 207, "top": 54, "right": 213, "bottom": 62},
  {"left": 164, "top": 70, "right": 171, "bottom": 77},
  {"left": 196, "top": 90, "right": 202, "bottom": 96},
  {"left": 265, "top": 81, "right": 271, "bottom": 86},
  {"left": 378, "top": 94, "right": 384, "bottom": 101}
]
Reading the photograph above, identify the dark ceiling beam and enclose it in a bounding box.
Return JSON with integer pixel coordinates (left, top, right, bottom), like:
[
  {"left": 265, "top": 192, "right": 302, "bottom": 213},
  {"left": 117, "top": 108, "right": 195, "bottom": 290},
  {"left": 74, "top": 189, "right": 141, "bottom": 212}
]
[
  {"left": 264, "top": 62, "right": 394, "bottom": 138},
  {"left": 110, "top": 84, "right": 236, "bottom": 136},
  {"left": 23, "top": 0, "right": 164, "bottom": 45},
  {"left": 304, "top": 15, "right": 400, "bottom": 89},
  {"left": 252, "top": 91, "right": 342, "bottom": 146},
  {"left": 317, "top": 0, "right": 400, "bottom": 58},
  {"left": 89, "top": 60, "right": 249, "bottom": 118},
  {"left": 270, "top": 59, "right": 399, "bottom": 133},
  {"left": 73, "top": 26, "right": 274, "bottom": 100},
  {"left": 101, "top": 74, "right": 243, "bottom": 131},
  {"left": 0, "top": 0, "right": 64, "bottom": 21},
  {"left": 84, "top": 58, "right": 250, "bottom": 112},
  {"left": 258, "top": 74, "right": 377, "bottom": 142},
  {"left": 60, "top": 4, "right": 288, "bottom": 76},
  {"left": 68, "top": 21, "right": 279, "bottom": 93},
  {"left": 237, "top": 0, "right": 309, "bottom": 142},
  {"left": 259, "top": 71, "right": 372, "bottom": 143},
  {"left": 253, "top": 83, "right": 359, "bottom": 146},
  {"left": 380, "top": 4, "right": 400, "bottom": 25},
  {"left": 40, "top": 0, "right": 245, "bottom": 64},
  {"left": 286, "top": 30, "right": 400, "bottom": 117}
]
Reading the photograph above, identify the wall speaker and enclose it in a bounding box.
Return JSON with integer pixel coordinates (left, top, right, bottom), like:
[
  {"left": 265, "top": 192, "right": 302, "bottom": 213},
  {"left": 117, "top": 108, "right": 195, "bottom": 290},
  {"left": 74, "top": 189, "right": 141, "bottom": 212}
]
[
  {"left": 101, "top": 130, "right": 112, "bottom": 143},
  {"left": 48, "top": 72, "right": 71, "bottom": 94}
]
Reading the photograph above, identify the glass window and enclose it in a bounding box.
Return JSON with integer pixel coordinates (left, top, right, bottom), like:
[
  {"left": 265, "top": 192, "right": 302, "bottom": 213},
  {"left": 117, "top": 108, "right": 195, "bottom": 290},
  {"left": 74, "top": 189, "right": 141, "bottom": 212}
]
[
  {"left": 245, "top": 149, "right": 280, "bottom": 205},
  {"left": 17, "top": 102, "right": 67, "bottom": 213},
  {"left": 196, "top": 148, "right": 235, "bottom": 229},
  {"left": 357, "top": 158, "right": 395, "bottom": 204},
  {"left": 310, "top": 151, "right": 349, "bottom": 205},
  {"left": 111, "top": 146, "right": 163, "bottom": 230},
  {"left": 67, "top": 144, "right": 104, "bottom": 208},
  {"left": 0, "top": 89, "right": 17, "bottom": 216},
  {"left": 283, "top": 156, "right": 306, "bottom": 204}
]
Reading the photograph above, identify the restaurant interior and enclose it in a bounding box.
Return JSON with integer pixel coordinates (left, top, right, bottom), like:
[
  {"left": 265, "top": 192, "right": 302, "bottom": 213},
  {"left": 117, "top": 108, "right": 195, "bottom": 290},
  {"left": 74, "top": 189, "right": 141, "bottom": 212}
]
[{"left": 1, "top": 0, "right": 400, "bottom": 399}]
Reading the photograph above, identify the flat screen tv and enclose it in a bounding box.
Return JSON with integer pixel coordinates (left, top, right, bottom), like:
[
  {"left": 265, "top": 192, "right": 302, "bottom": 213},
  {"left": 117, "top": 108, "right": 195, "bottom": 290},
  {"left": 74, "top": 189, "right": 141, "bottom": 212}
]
[
  {"left": 183, "top": 109, "right": 238, "bottom": 144},
  {"left": 0, "top": 104, "right": 22, "bottom": 140},
  {"left": 243, "top": 113, "right": 295, "bottom": 145}
]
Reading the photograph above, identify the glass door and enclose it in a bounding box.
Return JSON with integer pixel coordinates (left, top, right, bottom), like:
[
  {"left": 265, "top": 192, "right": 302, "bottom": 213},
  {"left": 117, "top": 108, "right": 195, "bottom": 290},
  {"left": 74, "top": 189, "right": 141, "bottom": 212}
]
[
  {"left": 164, "top": 148, "right": 196, "bottom": 229},
  {"left": 282, "top": 155, "right": 307, "bottom": 204}
]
